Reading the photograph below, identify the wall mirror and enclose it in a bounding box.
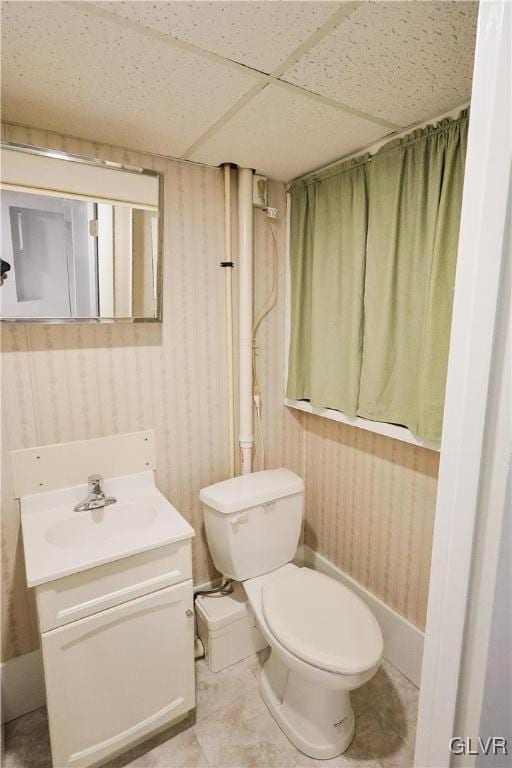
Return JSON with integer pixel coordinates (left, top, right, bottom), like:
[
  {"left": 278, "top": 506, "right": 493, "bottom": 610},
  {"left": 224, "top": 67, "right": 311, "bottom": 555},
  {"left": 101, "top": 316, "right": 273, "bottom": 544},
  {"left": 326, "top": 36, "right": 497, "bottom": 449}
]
[{"left": 0, "top": 143, "right": 163, "bottom": 322}]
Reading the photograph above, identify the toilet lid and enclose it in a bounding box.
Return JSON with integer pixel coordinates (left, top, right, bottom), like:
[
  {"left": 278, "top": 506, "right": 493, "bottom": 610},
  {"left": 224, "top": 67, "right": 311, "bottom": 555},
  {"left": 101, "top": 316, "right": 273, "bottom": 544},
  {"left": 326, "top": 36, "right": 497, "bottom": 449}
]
[{"left": 262, "top": 568, "right": 383, "bottom": 675}]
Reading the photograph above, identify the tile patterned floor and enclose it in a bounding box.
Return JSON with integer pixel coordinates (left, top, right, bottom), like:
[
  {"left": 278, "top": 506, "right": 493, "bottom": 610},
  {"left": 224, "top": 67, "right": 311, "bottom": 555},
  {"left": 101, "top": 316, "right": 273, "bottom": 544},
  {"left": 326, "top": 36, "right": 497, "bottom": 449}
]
[{"left": 2, "top": 650, "right": 418, "bottom": 768}]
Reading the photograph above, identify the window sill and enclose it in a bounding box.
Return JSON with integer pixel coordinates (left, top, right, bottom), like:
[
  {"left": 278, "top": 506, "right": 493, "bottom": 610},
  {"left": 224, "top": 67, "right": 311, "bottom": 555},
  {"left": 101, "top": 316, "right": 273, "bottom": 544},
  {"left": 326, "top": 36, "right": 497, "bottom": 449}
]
[{"left": 284, "top": 398, "right": 440, "bottom": 452}]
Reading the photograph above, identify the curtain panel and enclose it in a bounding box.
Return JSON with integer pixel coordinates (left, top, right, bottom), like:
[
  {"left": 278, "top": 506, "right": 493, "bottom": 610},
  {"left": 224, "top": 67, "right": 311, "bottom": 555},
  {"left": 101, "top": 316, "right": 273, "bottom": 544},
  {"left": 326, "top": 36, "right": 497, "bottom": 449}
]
[
  {"left": 287, "top": 155, "right": 370, "bottom": 416},
  {"left": 287, "top": 110, "right": 469, "bottom": 441}
]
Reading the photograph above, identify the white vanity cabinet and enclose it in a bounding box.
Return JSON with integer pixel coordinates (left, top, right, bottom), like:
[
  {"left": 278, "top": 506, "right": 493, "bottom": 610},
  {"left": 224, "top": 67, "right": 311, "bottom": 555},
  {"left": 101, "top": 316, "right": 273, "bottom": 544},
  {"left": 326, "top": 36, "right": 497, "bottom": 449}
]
[
  {"left": 16, "top": 445, "right": 197, "bottom": 768},
  {"left": 35, "top": 541, "right": 195, "bottom": 768}
]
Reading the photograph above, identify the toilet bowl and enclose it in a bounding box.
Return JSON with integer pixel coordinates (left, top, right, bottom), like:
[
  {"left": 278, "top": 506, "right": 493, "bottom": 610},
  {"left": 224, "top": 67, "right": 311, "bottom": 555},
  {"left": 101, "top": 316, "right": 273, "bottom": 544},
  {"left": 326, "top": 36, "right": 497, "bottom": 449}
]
[
  {"left": 243, "top": 563, "right": 383, "bottom": 759},
  {"left": 199, "top": 469, "right": 383, "bottom": 759}
]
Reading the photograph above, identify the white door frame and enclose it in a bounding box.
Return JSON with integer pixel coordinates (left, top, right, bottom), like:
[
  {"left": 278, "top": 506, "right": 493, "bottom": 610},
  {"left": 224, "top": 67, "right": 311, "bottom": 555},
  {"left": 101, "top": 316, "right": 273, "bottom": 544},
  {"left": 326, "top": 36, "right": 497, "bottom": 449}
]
[{"left": 414, "top": 2, "right": 511, "bottom": 766}]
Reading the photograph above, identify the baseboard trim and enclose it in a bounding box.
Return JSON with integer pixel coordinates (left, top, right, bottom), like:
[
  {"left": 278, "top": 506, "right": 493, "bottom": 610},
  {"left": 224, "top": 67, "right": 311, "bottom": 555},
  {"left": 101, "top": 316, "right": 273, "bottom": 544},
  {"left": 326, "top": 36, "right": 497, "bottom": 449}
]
[
  {"left": 301, "top": 546, "right": 424, "bottom": 686},
  {"left": 1, "top": 649, "right": 45, "bottom": 724}
]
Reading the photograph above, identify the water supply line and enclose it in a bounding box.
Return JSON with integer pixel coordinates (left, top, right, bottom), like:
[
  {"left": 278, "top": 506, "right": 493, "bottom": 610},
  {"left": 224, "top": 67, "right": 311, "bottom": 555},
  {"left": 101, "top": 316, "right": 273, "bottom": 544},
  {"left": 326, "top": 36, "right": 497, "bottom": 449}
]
[
  {"left": 238, "top": 167, "right": 255, "bottom": 474},
  {"left": 252, "top": 214, "right": 279, "bottom": 471},
  {"left": 194, "top": 579, "right": 234, "bottom": 600},
  {"left": 222, "top": 164, "right": 236, "bottom": 478}
]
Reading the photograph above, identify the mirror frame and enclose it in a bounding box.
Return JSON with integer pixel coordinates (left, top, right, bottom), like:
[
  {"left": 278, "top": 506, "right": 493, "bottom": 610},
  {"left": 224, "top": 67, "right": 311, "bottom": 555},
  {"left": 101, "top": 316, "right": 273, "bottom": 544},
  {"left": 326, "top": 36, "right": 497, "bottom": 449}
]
[{"left": 0, "top": 141, "right": 164, "bottom": 324}]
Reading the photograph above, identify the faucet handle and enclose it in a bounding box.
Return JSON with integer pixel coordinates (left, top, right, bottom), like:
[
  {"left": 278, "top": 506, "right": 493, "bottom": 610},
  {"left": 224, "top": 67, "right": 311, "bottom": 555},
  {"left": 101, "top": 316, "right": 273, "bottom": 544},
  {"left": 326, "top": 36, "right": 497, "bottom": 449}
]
[{"left": 88, "top": 474, "right": 103, "bottom": 491}]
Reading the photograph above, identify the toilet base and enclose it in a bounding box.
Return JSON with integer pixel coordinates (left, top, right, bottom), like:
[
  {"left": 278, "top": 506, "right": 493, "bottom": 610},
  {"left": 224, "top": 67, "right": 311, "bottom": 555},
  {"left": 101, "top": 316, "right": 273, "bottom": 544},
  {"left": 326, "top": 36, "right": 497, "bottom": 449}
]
[{"left": 259, "top": 649, "right": 355, "bottom": 760}]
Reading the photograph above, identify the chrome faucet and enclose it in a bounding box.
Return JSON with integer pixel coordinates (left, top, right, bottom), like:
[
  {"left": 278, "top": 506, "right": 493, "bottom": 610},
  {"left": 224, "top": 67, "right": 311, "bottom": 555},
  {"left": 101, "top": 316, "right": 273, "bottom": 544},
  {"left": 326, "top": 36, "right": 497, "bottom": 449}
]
[{"left": 74, "top": 474, "right": 117, "bottom": 512}]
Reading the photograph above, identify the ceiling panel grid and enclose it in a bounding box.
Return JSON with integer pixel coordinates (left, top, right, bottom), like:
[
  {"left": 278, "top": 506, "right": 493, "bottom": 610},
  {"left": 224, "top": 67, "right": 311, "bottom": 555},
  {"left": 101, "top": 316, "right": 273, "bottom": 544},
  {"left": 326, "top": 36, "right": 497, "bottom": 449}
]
[{"left": 0, "top": 1, "right": 478, "bottom": 180}]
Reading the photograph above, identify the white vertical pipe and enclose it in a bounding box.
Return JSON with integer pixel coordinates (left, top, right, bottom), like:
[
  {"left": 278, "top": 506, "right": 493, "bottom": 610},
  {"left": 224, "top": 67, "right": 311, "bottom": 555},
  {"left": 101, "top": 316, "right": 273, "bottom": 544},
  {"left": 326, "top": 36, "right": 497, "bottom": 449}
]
[
  {"left": 238, "top": 167, "right": 254, "bottom": 474},
  {"left": 223, "top": 164, "right": 235, "bottom": 478}
]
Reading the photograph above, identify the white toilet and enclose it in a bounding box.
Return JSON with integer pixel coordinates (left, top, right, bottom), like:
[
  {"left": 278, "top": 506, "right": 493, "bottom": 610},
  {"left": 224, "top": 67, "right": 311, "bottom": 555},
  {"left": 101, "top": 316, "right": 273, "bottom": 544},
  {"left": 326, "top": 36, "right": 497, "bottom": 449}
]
[{"left": 200, "top": 468, "right": 383, "bottom": 760}]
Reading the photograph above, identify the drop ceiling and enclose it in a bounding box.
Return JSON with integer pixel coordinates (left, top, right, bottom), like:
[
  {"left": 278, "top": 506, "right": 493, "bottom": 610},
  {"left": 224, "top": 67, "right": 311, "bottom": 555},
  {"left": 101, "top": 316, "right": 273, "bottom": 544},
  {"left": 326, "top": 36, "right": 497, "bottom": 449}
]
[{"left": 1, "top": 1, "right": 478, "bottom": 181}]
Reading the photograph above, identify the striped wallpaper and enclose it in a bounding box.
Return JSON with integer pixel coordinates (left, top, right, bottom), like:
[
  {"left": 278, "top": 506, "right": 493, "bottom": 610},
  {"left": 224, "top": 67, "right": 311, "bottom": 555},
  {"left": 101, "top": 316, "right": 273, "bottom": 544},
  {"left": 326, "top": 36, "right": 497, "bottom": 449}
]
[{"left": 302, "top": 415, "right": 439, "bottom": 629}]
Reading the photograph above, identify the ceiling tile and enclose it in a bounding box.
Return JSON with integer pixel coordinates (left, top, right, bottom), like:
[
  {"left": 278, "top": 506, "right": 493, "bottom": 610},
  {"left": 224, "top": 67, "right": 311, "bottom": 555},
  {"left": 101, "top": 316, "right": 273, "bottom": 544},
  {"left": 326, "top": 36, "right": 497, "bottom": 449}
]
[
  {"left": 282, "top": 1, "right": 478, "bottom": 126},
  {"left": 189, "top": 83, "right": 388, "bottom": 181},
  {"left": 0, "top": 1, "right": 259, "bottom": 157},
  {"left": 97, "top": 1, "right": 343, "bottom": 74}
]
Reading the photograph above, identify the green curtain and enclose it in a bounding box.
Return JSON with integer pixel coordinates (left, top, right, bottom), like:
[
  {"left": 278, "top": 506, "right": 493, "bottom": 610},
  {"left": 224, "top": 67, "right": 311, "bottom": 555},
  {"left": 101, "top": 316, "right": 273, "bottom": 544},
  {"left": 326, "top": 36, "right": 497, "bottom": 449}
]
[
  {"left": 287, "top": 155, "right": 370, "bottom": 416},
  {"left": 358, "top": 111, "right": 468, "bottom": 441},
  {"left": 287, "top": 110, "right": 468, "bottom": 441}
]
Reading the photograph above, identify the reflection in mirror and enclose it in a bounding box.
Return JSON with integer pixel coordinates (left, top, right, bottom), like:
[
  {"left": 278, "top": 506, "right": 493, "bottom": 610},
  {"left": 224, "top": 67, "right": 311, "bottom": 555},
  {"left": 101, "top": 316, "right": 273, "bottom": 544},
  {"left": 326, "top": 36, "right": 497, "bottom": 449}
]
[
  {"left": 1, "top": 191, "right": 158, "bottom": 320},
  {"left": 0, "top": 144, "right": 162, "bottom": 322}
]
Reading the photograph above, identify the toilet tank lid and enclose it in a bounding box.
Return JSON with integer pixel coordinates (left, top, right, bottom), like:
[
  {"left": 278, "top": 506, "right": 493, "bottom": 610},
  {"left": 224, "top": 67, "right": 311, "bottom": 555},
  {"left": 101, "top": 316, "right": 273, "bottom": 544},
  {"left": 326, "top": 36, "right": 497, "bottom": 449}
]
[{"left": 199, "top": 469, "right": 304, "bottom": 514}]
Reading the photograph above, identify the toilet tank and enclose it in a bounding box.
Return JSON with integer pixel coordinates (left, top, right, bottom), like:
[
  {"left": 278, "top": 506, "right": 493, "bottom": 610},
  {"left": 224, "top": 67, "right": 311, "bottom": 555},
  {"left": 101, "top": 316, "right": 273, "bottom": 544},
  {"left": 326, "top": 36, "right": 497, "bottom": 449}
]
[{"left": 199, "top": 469, "right": 304, "bottom": 581}]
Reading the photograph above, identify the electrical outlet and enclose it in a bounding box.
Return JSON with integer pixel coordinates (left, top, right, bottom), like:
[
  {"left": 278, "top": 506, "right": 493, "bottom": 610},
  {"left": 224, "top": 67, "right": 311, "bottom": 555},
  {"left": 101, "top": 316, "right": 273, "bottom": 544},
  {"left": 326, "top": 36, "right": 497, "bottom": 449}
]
[{"left": 266, "top": 207, "right": 278, "bottom": 220}]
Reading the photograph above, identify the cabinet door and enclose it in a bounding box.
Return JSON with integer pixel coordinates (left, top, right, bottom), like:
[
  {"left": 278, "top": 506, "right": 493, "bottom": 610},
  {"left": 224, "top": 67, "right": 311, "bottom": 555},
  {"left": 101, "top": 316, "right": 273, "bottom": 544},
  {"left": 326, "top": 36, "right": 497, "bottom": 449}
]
[{"left": 42, "top": 580, "right": 195, "bottom": 768}]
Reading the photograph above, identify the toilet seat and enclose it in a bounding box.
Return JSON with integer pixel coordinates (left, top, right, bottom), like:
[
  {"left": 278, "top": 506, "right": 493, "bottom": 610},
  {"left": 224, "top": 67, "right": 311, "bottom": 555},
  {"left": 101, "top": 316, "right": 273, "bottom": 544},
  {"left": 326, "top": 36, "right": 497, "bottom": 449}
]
[{"left": 262, "top": 568, "right": 383, "bottom": 675}]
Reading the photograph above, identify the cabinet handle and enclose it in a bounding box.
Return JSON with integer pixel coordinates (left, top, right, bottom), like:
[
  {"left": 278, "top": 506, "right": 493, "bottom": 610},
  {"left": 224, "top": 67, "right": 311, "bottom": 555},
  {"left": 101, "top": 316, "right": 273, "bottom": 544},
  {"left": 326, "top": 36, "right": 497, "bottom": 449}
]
[{"left": 186, "top": 609, "right": 194, "bottom": 618}]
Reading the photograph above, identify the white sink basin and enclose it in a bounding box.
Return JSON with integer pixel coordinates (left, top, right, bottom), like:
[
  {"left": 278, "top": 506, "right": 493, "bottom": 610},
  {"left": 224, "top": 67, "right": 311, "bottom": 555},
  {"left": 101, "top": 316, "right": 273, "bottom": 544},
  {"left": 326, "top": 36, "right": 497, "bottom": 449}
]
[
  {"left": 21, "top": 471, "right": 195, "bottom": 586},
  {"left": 45, "top": 502, "right": 158, "bottom": 549}
]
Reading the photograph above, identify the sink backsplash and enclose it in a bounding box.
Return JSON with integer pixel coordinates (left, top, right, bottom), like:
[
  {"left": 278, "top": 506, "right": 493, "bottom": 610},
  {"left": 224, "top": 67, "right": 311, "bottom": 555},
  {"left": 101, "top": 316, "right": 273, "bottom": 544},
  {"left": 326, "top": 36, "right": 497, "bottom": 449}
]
[{"left": 10, "top": 430, "right": 156, "bottom": 498}]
